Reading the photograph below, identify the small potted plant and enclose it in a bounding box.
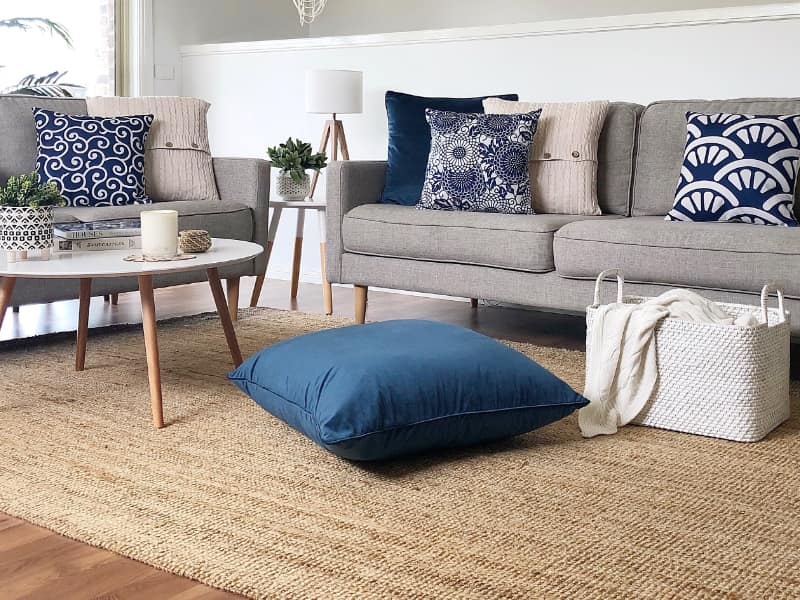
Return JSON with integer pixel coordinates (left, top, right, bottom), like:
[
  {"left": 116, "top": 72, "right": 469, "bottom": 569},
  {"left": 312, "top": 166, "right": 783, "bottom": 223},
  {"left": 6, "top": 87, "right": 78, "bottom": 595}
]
[
  {"left": 0, "top": 172, "right": 64, "bottom": 262},
  {"left": 267, "top": 138, "right": 327, "bottom": 201}
]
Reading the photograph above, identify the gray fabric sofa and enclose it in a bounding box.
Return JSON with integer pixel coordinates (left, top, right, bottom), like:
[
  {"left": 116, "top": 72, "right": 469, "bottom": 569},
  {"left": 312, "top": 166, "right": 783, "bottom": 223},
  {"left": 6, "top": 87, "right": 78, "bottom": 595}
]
[
  {"left": 0, "top": 95, "right": 269, "bottom": 308},
  {"left": 327, "top": 98, "right": 800, "bottom": 334}
]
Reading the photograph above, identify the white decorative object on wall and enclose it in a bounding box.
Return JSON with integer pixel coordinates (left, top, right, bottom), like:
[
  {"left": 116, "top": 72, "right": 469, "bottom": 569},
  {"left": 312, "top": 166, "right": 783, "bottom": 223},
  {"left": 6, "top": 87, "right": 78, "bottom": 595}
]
[{"left": 293, "top": 0, "right": 328, "bottom": 25}]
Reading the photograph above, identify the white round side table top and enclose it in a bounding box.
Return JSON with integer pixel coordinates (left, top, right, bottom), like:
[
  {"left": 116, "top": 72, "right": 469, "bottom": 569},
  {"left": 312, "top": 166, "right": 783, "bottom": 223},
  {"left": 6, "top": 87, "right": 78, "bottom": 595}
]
[{"left": 0, "top": 238, "right": 263, "bottom": 279}]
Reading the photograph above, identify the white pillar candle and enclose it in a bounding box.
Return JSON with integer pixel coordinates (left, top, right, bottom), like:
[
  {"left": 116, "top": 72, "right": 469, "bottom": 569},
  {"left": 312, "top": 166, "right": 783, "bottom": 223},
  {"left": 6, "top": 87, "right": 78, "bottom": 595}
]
[{"left": 140, "top": 210, "right": 178, "bottom": 259}]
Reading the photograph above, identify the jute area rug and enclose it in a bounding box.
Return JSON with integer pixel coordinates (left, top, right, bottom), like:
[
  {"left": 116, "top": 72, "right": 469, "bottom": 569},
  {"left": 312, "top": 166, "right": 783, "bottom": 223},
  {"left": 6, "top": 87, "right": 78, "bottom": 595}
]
[{"left": 0, "top": 308, "right": 798, "bottom": 599}]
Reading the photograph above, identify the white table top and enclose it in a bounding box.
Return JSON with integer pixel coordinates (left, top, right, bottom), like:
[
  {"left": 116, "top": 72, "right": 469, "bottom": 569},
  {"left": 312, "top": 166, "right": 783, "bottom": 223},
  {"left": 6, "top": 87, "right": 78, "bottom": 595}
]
[{"left": 0, "top": 238, "right": 263, "bottom": 279}]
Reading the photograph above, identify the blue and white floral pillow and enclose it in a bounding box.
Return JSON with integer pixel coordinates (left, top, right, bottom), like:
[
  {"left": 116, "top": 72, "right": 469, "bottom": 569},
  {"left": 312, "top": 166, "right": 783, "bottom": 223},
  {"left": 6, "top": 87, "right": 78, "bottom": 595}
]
[
  {"left": 666, "top": 111, "right": 800, "bottom": 226},
  {"left": 418, "top": 109, "right": 541, "bottom": 213},
  {"left": 33, "top": 108, "right": 154, "bottom": 207}
]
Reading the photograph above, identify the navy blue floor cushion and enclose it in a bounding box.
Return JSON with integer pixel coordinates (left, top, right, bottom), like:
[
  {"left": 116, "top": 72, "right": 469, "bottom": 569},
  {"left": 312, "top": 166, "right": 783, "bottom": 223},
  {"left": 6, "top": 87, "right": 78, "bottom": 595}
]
[{"left": 229, "top": 320, "right": 587, "bottom": 461}]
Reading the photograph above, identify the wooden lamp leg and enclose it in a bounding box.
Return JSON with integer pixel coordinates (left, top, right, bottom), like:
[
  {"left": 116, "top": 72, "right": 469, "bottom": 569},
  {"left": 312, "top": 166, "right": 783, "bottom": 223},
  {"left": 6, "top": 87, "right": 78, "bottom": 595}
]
[{"left": 308, "top": 120, "right": 332, "bottom": 200}]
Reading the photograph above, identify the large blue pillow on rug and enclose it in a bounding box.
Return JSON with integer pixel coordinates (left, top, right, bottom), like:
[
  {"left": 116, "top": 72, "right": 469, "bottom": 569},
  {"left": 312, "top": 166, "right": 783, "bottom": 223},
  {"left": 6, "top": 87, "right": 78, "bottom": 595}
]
[
  {"left": 418, "top": 108, "right": 541, "bottom": 213},
  {"left": 228, "top": 320, "right": 587, "bottom": 461},
  {"left": 666, "top": 111, "right": 800, "bottom": 226},
  {"left": 381, "top": 91, "right": 518, "bottom": 206},
  {"left": 32, "top": 108, "right": 154, "bottom": 207}
]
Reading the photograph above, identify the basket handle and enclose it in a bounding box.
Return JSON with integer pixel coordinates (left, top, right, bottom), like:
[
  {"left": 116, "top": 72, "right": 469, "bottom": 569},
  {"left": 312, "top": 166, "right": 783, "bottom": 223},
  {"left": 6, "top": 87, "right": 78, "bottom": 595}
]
[
  {"left": 760, "top": 283, "right": 786, "bottom": 324},
  {"left": 592, "top": 269, "right": 624, "bottom": 307}
]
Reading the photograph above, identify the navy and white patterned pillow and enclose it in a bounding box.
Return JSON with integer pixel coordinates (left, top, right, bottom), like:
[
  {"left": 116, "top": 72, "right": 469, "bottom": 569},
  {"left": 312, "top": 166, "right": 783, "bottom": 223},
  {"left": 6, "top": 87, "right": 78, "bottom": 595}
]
[
  {"left": 418, "top": 109, "right": 541, "bottom": 213},
  {"left": 667, "top": 112, "right": 800, "bottom": 226},
  {"left": 33, "top": 108, "right": 154, "bottom": 207}
]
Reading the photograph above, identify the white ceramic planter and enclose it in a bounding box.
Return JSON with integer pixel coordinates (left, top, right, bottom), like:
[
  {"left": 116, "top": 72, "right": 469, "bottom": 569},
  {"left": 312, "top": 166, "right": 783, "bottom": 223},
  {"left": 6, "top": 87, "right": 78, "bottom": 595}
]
[
  {"left": 276, "top": 172, "right": 310, "bottom": 201},
  {"left": 0, "top": 206, "right": 54, "bottom": 261}
]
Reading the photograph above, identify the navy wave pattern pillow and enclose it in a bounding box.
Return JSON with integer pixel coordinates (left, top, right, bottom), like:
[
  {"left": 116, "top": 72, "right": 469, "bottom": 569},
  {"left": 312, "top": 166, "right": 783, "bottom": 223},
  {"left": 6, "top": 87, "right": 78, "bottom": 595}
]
[
  {"left": 33, "top": 108, "right": 154, "bottom": 207},
  {"left": 666, "top": 112, "right": 800, "bottom": 226},
  {"left": 418, "top": 109, "right": 541, "bottom": 213}
]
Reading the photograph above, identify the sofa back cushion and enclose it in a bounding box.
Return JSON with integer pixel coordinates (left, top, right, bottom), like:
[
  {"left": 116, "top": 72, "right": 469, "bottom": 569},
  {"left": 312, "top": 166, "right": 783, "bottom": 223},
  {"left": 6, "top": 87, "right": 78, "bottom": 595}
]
[
  {"left": 597, "top": 102, "right": 643, "bottom": 216},
  {"left": 633, "top": 98, "right": 800, "bottom": 216},
  {"left": 0, "top": 95, "right": 87, "bottom": 185}
]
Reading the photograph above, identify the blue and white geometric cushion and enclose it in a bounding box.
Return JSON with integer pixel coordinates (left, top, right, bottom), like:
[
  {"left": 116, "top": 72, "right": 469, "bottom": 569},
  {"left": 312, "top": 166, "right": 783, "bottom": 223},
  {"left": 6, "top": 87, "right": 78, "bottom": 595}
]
[
  {"left": 32, "top": 108, "right": 154, "bottom": 208},
  {"left": 418, "top": 109, "right": 541, "bottom": 213},
  {"left": 666, "top": 112, "right": 800, "bottom": 226}
]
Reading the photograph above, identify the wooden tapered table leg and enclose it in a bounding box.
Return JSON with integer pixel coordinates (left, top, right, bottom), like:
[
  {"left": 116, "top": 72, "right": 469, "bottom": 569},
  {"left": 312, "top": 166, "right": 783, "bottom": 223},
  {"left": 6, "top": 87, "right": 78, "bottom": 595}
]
[
  {"left": 207, "top": 267, "right": 243, "bottom": 367},
  {"left": 0, "top": 277, "right": 17, "bottom": 330},
  {"left": 250, "top": 205, "right": 282, "bottom": 307},
  {"left": 138, "top": 275, "right": 164, "bottom": 429},
  {"left": 290, "top": 210, "right": 305, "bottom": 300},
  {"left": 226, "top": 277, "right": 240, "bottom": 322},
  {"left": 76, "top": 278, "right": 92, "bottom": 371}
]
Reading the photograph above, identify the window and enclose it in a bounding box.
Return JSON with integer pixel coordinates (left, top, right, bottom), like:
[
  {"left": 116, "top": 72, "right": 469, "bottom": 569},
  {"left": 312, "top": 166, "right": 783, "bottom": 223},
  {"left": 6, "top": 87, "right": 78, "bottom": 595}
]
[{"left": 0, "top": 0, "right": 115, "bottom": 96}]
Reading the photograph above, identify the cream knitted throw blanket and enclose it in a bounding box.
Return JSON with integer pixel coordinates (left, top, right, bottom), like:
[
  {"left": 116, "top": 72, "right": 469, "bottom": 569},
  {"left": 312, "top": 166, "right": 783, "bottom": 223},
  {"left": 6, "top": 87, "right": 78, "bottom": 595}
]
[{"left": 579, "top": 289, "right": 758, "bottom": 438}]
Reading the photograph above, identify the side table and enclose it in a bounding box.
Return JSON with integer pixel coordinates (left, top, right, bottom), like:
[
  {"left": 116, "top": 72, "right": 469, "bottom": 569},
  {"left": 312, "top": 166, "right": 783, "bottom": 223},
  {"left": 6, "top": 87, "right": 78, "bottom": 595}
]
[{"left": 249, "top": 199, "right": 332, "bottom": 315}]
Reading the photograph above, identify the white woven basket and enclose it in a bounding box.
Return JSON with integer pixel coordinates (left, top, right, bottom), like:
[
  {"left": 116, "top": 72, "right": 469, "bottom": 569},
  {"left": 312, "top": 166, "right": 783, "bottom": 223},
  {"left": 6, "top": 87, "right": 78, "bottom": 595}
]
[{"left": 586, "top": 269, "right": 791, "bottom": 442}]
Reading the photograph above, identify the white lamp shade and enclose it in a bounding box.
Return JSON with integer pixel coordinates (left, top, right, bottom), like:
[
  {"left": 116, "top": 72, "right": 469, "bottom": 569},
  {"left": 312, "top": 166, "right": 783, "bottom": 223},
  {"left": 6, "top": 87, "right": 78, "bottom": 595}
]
[{"left": 305, "top": 69, "right": 363, "bottom": 115}]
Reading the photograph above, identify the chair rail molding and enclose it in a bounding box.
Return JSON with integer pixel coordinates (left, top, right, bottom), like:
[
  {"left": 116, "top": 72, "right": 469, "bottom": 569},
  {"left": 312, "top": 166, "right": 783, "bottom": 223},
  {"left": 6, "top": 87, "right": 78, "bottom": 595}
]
[{"left": 179, "top": 2, "right": 800, "bottom": 57}]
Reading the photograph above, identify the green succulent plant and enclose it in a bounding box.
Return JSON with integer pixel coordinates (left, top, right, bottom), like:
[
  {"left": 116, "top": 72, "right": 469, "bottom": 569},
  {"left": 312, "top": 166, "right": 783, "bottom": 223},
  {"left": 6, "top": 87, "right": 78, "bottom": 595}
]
[
  {"left": 267, "top": 138, "right": 327, "bottom": 183},
  {"left": 0, "top": 172, "right": 65, "bottom": 208}
]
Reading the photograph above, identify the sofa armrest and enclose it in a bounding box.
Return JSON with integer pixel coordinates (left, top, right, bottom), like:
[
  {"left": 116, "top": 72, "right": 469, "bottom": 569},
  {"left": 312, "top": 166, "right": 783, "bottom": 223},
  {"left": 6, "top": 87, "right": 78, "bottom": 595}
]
[
  {"left": 213, "top": 157, "right": 270, "bottom": 273},
  {"left": 326, "top": 160, "right": 387, "bottom": 283}
]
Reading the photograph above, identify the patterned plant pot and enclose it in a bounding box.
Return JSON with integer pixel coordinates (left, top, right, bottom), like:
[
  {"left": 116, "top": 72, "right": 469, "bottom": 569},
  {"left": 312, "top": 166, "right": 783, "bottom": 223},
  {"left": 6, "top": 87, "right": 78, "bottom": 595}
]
[
  {"left": 0, "top": 206, "right": 54, "bottom": 256},
  {"left": 275, "top": 172, "right": 310, "bottom": 201}
]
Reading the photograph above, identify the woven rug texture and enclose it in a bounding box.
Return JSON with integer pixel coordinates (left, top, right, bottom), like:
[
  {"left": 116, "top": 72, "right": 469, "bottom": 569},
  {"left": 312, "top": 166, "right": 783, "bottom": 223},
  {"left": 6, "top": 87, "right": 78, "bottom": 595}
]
[{"left": 0, "top": 308, "right": 798, "bottom": 599}]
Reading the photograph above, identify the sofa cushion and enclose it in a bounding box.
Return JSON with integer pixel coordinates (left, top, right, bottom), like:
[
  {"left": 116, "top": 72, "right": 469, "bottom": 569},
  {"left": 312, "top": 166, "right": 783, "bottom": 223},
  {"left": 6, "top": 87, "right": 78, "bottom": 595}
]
[
  {"left": 87, "top": 96, "right": 220, "bottom": 203},
  {"left": 380, "top": 91, "right": 518, "bottom": 206},
  {"left": 633, "top": 98, "right": 800, "bottom": 216},
  {"left": 419, "top": 109, "right": 540, "bottom": 213},
  {"left": 55, "top": 200, "right": 253, "bottom": 241},
  {"left": 33, "top": 108, "right": 154, "bottom": 207},
  {"left": 343, "top": 204, "right": 622, "bottom": 273},
  {"left": 228, "top": 319, "right": 588, "bottom": 461},
  {"left": 554, "top": 216, "right": 800, "bottom": 298},
  {"left": 0, "top": 96, "right": 87, "bottom": 186},
  {"left": 484, "top": 98, "right": 609, "bottom": 216},
  {"left": 597, "top": 102, "right": 643, "bottom": 216}
]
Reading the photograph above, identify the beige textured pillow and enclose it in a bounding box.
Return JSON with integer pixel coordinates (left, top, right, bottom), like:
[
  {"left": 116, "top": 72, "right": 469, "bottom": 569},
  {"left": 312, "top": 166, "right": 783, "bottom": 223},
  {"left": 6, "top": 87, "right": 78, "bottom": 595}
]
[
  {"left": 86, "top": 96, "right": 219, "bottom": 202},
  {"left": 483, "top": 98, "right": 609, "bottom": 215}
]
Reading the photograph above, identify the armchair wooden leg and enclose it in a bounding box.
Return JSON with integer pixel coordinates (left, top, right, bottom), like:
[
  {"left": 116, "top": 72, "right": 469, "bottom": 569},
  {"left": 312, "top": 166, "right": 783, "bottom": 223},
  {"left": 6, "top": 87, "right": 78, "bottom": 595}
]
[
  {"left": 226, "top": 277, "right": 240, "bottom": 322},
  {"left": 470, "top": 298, "right": 478, "bottom": 309},
  {"left": 12, "top": 306, "right": 19, "bottom": 313},
  {"left": 354, "top": 285, "right": 367, "bottom": 324},
  {"left": 111, "top": 293, "right": 119, "bottom": 306}
]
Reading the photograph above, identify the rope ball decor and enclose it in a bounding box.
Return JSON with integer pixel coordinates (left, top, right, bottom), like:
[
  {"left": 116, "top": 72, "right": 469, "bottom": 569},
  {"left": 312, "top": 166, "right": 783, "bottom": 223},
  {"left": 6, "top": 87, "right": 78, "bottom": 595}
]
[{"left": 178, "top": 230, "right": 212, "bottom": 254}]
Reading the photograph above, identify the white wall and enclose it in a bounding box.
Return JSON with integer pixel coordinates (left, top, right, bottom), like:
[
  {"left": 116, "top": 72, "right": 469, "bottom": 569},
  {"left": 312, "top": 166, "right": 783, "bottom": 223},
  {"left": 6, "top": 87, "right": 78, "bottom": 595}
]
[
  {"left": 152, "top": 0, "right": 305, "bottom": 96},
  {"left": 179, "top": 3, "right": 800, "bottom": 284},
  {"left": 307, "top": 0, "right": 782, "bottom": 36}
]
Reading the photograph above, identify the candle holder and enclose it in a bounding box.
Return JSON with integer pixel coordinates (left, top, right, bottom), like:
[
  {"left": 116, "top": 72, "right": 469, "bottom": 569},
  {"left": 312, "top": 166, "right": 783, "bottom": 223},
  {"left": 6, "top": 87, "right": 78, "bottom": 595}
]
[{"left": 140, "top": 209, "right": 179, "bottom": 259}]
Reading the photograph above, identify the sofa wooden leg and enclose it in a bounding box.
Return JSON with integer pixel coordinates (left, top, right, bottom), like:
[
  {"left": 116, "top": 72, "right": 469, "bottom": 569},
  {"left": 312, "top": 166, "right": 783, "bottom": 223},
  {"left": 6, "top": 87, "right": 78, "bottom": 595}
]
[
  {"left": 470, "top": 298, "right": 478, "bottom": 309},
  {"left": 12, "top": 306, "right": 19, "bottom": 313},
  {"left": 111, "top": 293, "right": 119, "bottom": 306},
  {"left": 354, "top": 285, "right": 367, "bottom": 324},
  {"left": 226, "top": 277, "right": 240, "bottom": 322}
]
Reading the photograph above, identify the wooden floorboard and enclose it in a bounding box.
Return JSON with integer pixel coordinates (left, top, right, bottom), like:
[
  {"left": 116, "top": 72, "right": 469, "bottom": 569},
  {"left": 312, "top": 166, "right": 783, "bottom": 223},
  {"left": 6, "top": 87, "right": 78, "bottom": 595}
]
[{"left": 0, "top": 276, "right": 792, "bottom": 598}]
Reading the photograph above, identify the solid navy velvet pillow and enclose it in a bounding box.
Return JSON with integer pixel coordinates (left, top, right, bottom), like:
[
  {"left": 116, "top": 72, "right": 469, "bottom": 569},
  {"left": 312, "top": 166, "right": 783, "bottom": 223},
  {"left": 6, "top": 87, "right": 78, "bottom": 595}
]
[
  {"left": 229, "top": 320, "right": 587, "bottom": 461},
  {"left": 381, "top": 91, "right": 518, "bottom": 206}
]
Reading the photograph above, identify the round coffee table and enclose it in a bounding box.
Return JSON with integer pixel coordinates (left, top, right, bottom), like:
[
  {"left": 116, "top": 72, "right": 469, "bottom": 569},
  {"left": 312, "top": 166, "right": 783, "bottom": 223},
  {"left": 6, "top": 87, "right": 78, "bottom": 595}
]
[{"left": 0, "top": 238, "right": 263, "bottom": 429}]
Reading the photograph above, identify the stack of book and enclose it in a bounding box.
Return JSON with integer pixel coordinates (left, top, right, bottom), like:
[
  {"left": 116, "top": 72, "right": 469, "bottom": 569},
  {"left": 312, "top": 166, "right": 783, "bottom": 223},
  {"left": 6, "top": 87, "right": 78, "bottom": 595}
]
[{"left": 54, "top": 219, "right": 142, "bottom": 252}]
